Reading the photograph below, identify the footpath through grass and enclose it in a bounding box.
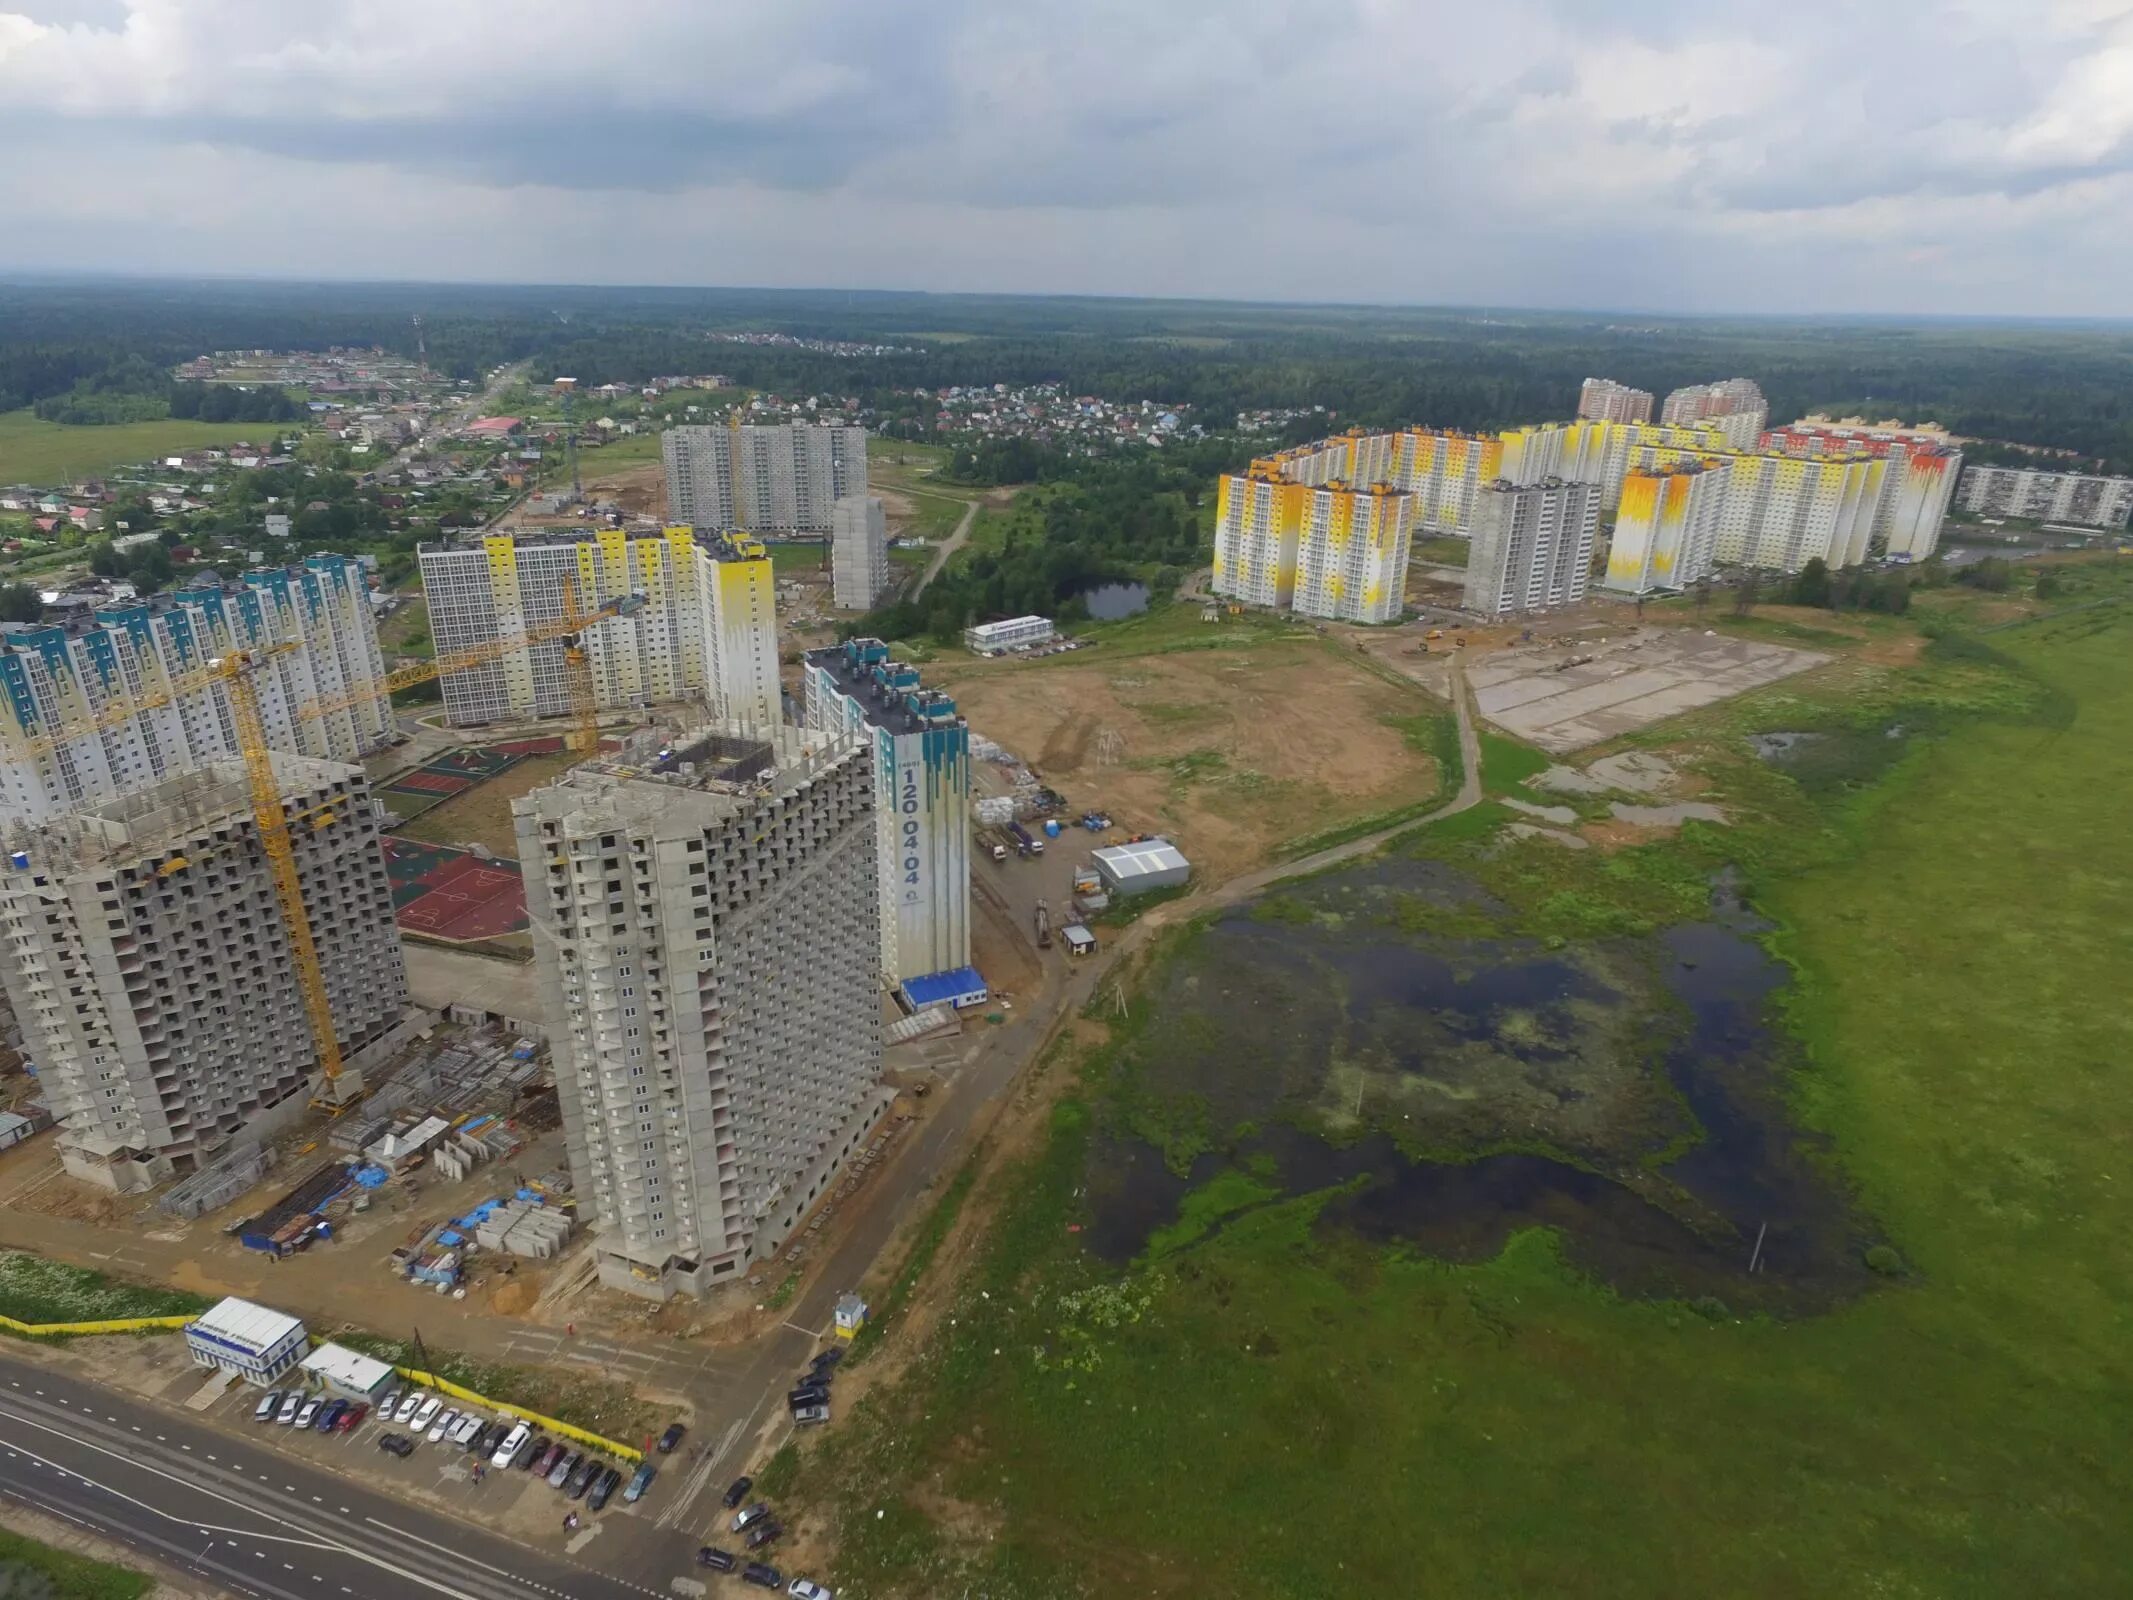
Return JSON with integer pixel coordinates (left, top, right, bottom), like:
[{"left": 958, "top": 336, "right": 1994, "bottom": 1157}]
[
  {"left": 776, "top": 579, "right": 2133, "bottom": 1599},
  {"left": 0, "top": 1528, "right": 151, "bottom": 1600}
]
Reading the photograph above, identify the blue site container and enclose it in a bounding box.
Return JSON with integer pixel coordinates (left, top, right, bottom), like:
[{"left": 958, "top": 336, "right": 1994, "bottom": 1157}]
[{"left": 1043, "top": 819, "right": 1062, "bottom": 837}]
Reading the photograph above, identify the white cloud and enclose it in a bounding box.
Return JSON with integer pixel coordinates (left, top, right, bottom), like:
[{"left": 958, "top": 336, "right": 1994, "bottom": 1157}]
[{"left": 0, "top": 0, "right": 2127, "bottom": 312}]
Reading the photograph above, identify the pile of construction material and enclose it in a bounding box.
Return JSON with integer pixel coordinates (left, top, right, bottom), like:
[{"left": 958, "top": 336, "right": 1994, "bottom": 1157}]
[
  {"left": 159, "top": 1140, "right": 276, "bottom": 1220},
  {"left": 886, "top": 1004, "right": 960, "bottom": 1047},
  {"left": 430, "top": 1114, "right": 524, "bottom": 1181},
  {"left": 474, "top": 1197, "right": 573, "bottom": 1260}
]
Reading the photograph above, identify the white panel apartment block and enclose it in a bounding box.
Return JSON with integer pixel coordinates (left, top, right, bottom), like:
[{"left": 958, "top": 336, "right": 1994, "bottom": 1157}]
[
  {"left": 515, "top": 725, "right": 885, "bottom": 1301},
  {"left": 0, "top": 757, "right": 406, "bottom": 1191},
  {"left": 1464, "top": 479, "right": 1598, "bottom": 615},
  {"left": 831, "top": 496, "right": 891, "bottom": 611},
  {"left": 662, "top": 423, "right": 868, "bottom": 533},
  {"left": 1, "top": 557, "right": 390, "bottom": 824},
  {"left": 1956, "top": 465, "right": 2133, "bottom": 530}
]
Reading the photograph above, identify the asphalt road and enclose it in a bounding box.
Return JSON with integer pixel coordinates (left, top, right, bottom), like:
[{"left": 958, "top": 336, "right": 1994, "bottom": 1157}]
[{"left": 0, "top": 1351, "right": 699, "bottom": 1600}]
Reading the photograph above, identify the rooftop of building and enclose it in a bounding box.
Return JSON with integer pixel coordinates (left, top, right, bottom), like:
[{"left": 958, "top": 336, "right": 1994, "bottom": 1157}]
[
  {"left": 3, "top": 754, "right": 364, "bottom": 866},
  {"left": 0, "top": 558, "right": 367, "bottom": 643},
  {"left": 417, "top": 526, "right": 768, "bottom": 561},
  {"left": 804, "top": 637, "right": 961, "bottom": 737},
  {"left": 514, "top": 718, "right": 864, "bottom": 836}
]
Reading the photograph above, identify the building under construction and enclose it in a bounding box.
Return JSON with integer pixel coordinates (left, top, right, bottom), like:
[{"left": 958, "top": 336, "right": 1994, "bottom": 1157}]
[{"left": 0, "top": 756, "right": 407, "bottom": 1192}]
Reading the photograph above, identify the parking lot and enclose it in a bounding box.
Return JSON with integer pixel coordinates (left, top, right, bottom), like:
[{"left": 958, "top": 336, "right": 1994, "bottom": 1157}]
[{"left": 200, "top": 1368, "right": 663, "bottom": 1551}]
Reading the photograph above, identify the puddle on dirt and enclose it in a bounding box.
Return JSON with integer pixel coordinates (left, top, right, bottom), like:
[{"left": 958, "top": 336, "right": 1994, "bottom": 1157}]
[{"left": 1085, "top": 857, "right": 1866, "bottom": 1306}]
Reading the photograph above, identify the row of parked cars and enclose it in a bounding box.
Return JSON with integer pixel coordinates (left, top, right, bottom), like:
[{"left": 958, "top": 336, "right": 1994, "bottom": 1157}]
[
  {"left": 690, "top": 1349, "right": 842, "bottom": 1597},
  {"left": 254, "top": 1382, "right": 653, "bottom": 1510}
]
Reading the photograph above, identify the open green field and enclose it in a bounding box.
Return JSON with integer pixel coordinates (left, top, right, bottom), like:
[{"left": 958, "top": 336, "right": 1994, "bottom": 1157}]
[
  {"left": 0, "top": 1528, "right": 152, "bottom": 1600},
  {"left": 0, "top": 409, "right": 291, "bottom": 485},
  {"left": 780, "top": 570, "right": 2133, "bottom": 1598}
]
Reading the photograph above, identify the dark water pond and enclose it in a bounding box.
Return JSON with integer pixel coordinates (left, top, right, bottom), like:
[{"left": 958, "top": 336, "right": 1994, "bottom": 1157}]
[
  {"left": 1079, "top": 581, "right": 1150, "bottom": 620},
  {"left": 1083, "top": 859, "right": 1867, "bottom": 1307}
]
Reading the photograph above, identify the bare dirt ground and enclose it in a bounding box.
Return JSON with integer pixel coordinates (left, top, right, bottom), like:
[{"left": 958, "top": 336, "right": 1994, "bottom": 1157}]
[{"left": 933, "top": 640, "right": 1443, "bottom": 884}]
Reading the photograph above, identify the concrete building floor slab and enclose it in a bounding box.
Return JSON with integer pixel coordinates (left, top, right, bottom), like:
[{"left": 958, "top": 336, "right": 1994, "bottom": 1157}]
[{"left": 1468, "top": 627, "right": 1826, "bottom": 753}]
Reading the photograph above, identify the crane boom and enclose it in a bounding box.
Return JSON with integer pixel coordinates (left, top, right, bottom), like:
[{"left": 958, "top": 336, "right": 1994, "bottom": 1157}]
[{"left": 9, "top": 588, "right": 645, "bottom": 1108}]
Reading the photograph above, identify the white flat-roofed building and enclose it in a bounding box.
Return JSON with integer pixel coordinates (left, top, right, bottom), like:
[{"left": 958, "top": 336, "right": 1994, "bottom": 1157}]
[
  {"left": 963, "top": 615, "right": 1056, "bottom": 655},
  {"left": 1092, "top": 837, "right": 1191, "bottom": 895},
  {"left": 185, "top": 1296, "right": 307, "bottom": 1384},
  {"left": 1956, "top": 465, "right": 2133, "bottom": 530},
  {"left": 663, "top": 422, "right": 868, "bottom": 534},
  {"left": 298, "top": 1341, "right": 395, "bottom": 1401}
]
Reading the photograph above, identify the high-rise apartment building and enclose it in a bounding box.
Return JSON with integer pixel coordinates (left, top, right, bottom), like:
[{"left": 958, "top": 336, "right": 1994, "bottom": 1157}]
[
  {"left": 1464, "top": 479, "right": 1598, "bottom": 616},
  {"left": 662, "top": 422, "right": 868, "bottom": 533},
  {"left": 1, "top": 558, "right": 391, "bottom": 824},
  {"left": 514, "top": 724, "right": 886, "bottom": 1300},
  {"left": 1764, "top": 420, "right": 1961, "bottom": 560},
  {"left": 0, "top": 757, "right": 406, "bottom": 1192},
  {"left": 831, "top": 495, "right": 891, "bottom": 611},
  {"left": 1602, "top": 461, "right": 1731, "bottom": 594},
  {"left": 1660, "top": 378, "right": 1769, "bottom": 444},
  {"left": 1578, "top": 377, "right": 1655, "bottom": 425},
  {"left": 804, "top": 638, "right": 969, "bottom": 986},
  {"left": 1712, "top": 453, "right": 1886, "bottom": 572},
  {"left": 1956, "top": 465, "right": 2133, "bottom": 530},
  {"left": 419, "top": 527, "right": 777, "bottom": 727},
  {"left": 1212, "top": 473, "right": 1415, "bottom": 622}
]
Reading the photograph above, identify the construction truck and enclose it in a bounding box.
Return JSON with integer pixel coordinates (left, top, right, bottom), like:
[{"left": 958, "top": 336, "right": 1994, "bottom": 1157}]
[
  {"left": 979, "top": 828, "right": 1010, "bottom": 863},
  {"left": 1008, "top": 820, "right": 1044, "bottom": 856},
  {"left": 1034, "top": 899, "right": 1053, "bottom": 950}
]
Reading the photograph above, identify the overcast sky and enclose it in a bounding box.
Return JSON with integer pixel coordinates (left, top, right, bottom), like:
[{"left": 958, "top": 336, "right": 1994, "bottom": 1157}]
[{"left": 3, "top": 0, "right": 2131, "bottom": 316}]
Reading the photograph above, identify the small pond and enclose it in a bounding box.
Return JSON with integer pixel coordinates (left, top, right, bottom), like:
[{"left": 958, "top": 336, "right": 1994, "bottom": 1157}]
[{"left": 1079, "top": 581, "right": 1150, "bottom": 620}]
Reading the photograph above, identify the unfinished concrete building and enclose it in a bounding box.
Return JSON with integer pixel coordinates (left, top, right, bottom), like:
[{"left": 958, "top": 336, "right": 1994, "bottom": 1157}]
[
  {"left": 514, "top": 722, "right": 887, "bottom": 1300},
  {"left": 0, "top": 758, "right": 407, "bottom": 1191}
]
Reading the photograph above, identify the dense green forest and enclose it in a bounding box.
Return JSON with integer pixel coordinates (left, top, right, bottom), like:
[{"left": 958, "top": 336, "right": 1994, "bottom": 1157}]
[
  {"left": 6, "top": 281, "right": 2133, "bottom": 468},
  {"left": 859, "top": 455, "right": 1210, "bottom": 644}
]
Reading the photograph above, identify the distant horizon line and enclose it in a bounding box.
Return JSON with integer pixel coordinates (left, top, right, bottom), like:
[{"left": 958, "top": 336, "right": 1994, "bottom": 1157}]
[{"left": 2, "top": 267, "right": 2129, "bottom": 328}]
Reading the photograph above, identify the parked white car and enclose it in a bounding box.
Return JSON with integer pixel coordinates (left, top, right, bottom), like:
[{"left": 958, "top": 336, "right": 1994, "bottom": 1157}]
[
  {"left": 426, "top": 1408, "right": 460, "bottom": 1444},
  {"left": 409, "top": 1395, "right": 443, "bottom": 1434},
  {"left": 491, "top": 1422, "right": 532, "bottom": 1468}
]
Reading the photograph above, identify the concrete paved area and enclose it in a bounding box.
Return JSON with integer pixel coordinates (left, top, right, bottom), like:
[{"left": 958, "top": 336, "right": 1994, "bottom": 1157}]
[{"left": 1467, "top": 626, "right": 1826, "bottom": 752}]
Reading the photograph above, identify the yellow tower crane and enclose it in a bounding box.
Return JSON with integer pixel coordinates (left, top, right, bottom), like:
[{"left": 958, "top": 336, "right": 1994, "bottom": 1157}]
[{"left": 6, "top": 591, "right": 645, "bottom": 1108}]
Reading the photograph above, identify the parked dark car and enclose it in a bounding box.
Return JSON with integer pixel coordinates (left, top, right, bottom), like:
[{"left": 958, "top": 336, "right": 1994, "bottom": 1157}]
[
  {"left": 811, "top": 1348, "right": 844, "bottom": 1372},
  {"left": 722, "top": 1475, "right": 754, "bottom": 1509},
  {"left": 565, "top": 1457, "right": 603, "bottom": 1499},
  {"left": 787, "top": 1386, "right": 829, "bottom": 1409},
  {"left": 315, "top": 1399, "right": 349, "bottom": 1432},
  {"left": 522, "top": 1436, "right": 552, "bottom": 1471},
  {"left": 622, "top": 1462, "right": 657, "bottom": 1503},
  {"left": 587, "top": 1466, "right": 622, "bottom": 1512},
  {"left": 697, "top": 1547, "right": 738, "bottom": 1572},
  {"left": 741, "top": 1564, "right": 783, "bottom": 1590},
  {"left": 657, "top": 1421, "right": 687, "bottom": 1454},
  {"left": 377, "top": 1433, "right": 415, "bottom": 1458},
  {"left": 746, "top": 1520, "right": 783, "bottom": 1551}
]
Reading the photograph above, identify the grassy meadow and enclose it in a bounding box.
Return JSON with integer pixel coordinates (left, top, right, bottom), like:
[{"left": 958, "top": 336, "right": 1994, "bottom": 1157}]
[
  {"left": 0, "top": 409, "right": 287, "bottom": 484},
  {"left": 774, "top": 564, "right": 2133, "bottom": 1598}
]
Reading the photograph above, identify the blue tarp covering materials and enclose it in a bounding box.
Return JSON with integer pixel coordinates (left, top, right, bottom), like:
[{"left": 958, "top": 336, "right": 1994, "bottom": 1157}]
[
  {"left": 900, "top": 965, "right": 991, "bottom": 1012},
  {"left": 436, "top": 1229, "right": 464, "bottom": 1247},
  {"left": 351, "top": 1165, "right": 390, "bottom": 1189}
]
